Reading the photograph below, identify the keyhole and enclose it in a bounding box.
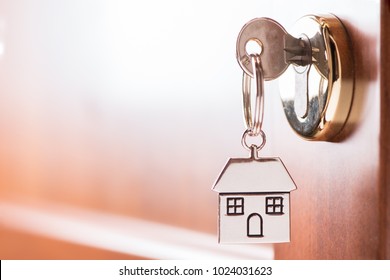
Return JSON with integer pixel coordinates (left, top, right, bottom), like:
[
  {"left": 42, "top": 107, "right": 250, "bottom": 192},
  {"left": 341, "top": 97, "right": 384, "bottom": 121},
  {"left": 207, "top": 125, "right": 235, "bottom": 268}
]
[
  {"left": 294, "top": 65, "right": 310, "bottom": 118},
  {"left": 245, "top": 39, "right": 263, "bottom": 56}
]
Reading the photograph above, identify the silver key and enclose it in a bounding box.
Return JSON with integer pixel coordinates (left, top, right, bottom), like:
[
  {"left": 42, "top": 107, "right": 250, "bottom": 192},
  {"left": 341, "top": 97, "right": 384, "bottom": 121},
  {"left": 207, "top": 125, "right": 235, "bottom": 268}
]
[{"left": 236, "top": 18, "right": 289, "bottom": 81}]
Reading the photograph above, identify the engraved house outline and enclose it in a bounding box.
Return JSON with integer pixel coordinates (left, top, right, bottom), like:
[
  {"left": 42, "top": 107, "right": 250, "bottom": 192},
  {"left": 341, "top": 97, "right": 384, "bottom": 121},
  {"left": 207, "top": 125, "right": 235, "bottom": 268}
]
[{"left": 212, "top": 157, "right": 297, "bottom": 243}]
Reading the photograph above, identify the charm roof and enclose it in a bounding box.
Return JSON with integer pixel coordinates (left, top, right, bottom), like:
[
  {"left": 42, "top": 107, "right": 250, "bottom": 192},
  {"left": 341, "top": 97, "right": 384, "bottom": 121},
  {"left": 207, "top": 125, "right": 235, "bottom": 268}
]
[{"left": 212, "top": 157, "right": 297, "bottom": 193}]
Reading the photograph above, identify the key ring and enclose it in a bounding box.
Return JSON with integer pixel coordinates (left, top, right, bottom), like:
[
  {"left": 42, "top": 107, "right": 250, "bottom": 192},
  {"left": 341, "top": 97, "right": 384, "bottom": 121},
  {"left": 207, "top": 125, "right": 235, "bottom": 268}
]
[
  {"left": 242, "top": 54, "right": 264, "bottom": 136},
  {"left": 241, "top": 128, "right": 266, "bottom": 153}
]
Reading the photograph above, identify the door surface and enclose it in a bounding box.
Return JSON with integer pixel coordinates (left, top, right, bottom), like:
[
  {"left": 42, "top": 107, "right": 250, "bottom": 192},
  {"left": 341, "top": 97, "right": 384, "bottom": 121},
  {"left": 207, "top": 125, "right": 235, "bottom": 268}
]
[{"left": 272, "top": 0, "right": 388, "bottom": 259}]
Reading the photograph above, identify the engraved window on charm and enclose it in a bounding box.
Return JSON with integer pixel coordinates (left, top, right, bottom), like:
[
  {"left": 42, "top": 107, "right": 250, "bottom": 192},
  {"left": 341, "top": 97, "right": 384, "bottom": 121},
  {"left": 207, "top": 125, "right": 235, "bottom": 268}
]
[
  {"left": 266, "top": 196, "right": 284, "bottom": 215},
  {"left": 226, "top": 197, "right": 244, "bottom": 215}
]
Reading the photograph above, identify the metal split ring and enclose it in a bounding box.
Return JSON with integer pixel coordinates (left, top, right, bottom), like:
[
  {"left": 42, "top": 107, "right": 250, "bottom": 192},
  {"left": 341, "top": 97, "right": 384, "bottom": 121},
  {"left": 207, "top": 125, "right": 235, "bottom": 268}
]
[
  {"left": 241, "top": 129, "right": 266, "bottom": 152},
  {"left": 242, "top": 54, "right": 264, "bottom": 137}
]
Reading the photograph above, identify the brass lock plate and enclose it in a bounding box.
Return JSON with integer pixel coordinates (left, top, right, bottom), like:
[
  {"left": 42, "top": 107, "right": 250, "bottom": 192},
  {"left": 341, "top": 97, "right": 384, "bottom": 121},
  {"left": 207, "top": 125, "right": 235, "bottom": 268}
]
[{"left": 279, "top": 14, "right": 354, "bottom": 141}]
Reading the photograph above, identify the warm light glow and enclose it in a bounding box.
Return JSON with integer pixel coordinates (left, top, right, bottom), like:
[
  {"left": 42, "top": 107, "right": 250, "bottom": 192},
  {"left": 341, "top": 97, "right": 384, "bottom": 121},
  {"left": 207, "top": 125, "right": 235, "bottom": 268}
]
[{"left": 0, "top": 0, "right": 274, "bottom": 259}]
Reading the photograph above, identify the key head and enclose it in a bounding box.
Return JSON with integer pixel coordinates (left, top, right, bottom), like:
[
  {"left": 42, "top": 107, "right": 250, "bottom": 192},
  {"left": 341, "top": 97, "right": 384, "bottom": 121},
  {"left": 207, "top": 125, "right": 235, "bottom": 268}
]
[{"left": 236, "top": 18, "right": 289, "bottom": 81}]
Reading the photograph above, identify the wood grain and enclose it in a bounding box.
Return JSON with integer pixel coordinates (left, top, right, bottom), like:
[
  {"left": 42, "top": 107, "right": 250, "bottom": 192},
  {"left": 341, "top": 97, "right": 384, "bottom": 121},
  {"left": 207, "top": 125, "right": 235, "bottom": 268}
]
[{"left": 379, "top": 0, "right": 390, "bottom": 260}]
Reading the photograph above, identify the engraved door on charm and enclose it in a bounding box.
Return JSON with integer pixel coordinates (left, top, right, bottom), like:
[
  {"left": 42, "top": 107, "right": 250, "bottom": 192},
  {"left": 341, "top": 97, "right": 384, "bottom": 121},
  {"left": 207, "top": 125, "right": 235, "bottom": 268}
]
[{"left": 247, "top": 213, "right": 263, "bottom": 237}]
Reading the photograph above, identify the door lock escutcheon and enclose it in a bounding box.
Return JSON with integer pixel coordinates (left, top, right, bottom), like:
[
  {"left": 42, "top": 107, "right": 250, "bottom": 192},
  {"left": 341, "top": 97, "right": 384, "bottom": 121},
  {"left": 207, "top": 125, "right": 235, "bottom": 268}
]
[{"left": 236, "top": 14, "right": 354, "bottom": 141}]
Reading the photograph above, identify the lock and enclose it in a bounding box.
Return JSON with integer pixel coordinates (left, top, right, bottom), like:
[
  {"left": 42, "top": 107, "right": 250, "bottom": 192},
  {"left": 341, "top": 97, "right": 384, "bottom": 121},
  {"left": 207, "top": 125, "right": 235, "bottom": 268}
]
[{"left": 236, "top": 15, "right": 354, "bottom": 141}]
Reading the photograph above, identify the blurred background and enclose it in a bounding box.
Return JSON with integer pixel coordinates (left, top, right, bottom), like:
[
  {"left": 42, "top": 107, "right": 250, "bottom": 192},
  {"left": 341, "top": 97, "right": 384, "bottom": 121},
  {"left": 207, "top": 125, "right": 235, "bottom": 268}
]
[{"left": 0, "top": 0, "right": 282, "bottom": 259}]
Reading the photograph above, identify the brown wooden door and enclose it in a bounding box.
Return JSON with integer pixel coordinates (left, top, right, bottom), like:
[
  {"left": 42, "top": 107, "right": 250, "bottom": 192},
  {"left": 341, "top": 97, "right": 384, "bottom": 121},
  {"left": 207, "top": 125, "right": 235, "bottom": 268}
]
[{"left": 272, "top": 0, "right": 389, "bottom": 259}]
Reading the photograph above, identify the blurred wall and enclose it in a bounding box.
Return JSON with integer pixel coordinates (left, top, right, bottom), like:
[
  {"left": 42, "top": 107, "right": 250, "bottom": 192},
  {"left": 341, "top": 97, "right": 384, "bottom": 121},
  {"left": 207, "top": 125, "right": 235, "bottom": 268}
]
[{"left": 0, "top": 0, "right": 278, "bottom": 258}]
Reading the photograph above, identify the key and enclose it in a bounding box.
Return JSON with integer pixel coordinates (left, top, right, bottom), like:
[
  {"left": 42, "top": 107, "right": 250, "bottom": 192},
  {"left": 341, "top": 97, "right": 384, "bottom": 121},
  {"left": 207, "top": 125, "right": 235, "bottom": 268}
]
[
  {"left": 236, "top": 18, "right": 289, "bottom": 81},
  {"left": 236, "top": 18, "right": 312, "bottom": 81}
]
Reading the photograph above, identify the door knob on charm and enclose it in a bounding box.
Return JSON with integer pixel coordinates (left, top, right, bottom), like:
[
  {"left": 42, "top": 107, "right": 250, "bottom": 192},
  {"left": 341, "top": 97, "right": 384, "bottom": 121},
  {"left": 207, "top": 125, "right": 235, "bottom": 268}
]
[{"left": 236, "top": 15, "right": 354, "bottom": 141}]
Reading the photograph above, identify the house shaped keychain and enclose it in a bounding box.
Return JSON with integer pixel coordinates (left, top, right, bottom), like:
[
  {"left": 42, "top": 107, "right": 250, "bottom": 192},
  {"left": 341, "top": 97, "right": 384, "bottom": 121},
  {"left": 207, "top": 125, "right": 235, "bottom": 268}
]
[
  {"left": 212, "top": 48, "right": 297, "bottom": 243},
  {"left": 212, "top": 149, "right": 297, "bottom": 243}
]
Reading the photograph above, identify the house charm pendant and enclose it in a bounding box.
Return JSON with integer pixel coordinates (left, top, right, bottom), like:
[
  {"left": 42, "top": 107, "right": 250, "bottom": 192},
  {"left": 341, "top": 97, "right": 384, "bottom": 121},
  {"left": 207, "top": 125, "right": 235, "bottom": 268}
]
[
  {"left": 212, "top": 147, "right": 297, "bottom": 243},
  {"left": 213, "top": 52, "right": 297, "bottom": 243}
]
